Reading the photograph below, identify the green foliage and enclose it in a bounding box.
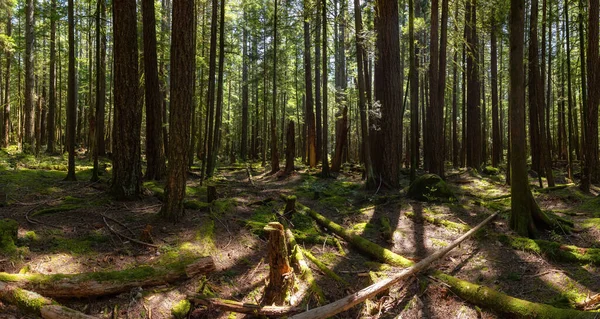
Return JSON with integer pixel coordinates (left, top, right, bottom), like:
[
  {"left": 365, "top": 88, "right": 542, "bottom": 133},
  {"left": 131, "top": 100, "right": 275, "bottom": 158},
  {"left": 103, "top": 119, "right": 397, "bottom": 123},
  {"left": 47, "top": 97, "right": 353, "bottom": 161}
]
[
  {"left": 171, "top": 300, "right": 191, "bottom": 319},
  {"left": 0, "top": 218, "right": 18, "bottom": 254},
  {"left": 482, "top": 166, "right": 500, "bottom": 175}
]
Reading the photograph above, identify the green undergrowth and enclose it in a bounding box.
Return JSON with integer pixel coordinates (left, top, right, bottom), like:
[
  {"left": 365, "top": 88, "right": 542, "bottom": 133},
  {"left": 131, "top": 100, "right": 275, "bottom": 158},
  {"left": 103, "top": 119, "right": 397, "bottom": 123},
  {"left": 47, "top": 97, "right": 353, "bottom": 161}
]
[
  {"left": 245, "top": 202, "right": 277, "bottom": 237},
  {"left": 171, "top": 300, "right": 191, "bottom": 319},
  {"left": 497, "top": 234, "right": 600, "bottom": 265},
  {"left": 546, "top": 275, "right": 588, "bottom": 309},
  {"left": 577, "top": 196, "right": 600, "bottom": 216},
  {"left": 296, "top": 177, "right": 361, "bottom": 214},
  {"left": 404, "top": 210, "right": 471, "bottom": 233},
  {"left": 144, "top": 181, "right": 235, "bottom": 212}
]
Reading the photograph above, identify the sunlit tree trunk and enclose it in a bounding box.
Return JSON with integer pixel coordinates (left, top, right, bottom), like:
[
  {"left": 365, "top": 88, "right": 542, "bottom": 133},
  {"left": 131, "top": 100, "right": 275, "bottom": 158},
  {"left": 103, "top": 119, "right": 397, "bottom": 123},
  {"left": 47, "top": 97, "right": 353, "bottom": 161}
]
[{"left": 582, "top": 0, "right": 599, "bottom": 190}]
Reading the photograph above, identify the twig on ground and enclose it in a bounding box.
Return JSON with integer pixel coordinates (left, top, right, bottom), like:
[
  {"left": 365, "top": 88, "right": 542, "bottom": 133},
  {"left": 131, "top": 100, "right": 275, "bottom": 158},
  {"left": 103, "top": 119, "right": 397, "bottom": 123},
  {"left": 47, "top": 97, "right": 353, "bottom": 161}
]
[{"left": 103, "top": 216, "right": 159, "bottom": 248}]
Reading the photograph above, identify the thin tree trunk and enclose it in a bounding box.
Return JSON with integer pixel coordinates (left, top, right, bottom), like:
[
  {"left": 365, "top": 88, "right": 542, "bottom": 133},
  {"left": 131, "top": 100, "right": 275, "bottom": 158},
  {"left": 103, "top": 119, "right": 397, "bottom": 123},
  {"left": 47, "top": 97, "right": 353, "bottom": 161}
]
[
  {"left": 491, "top": 9, "right": 500, "bottom": 167},
  {"left": 270, "top": 0, "right": 280, "bottom": 173},
  {"left": 304, "top": 9, "right": 317, "bottom": 168},
  {"left": 2, "top": 13, "right": 11, "bottom": 148},
  {"left": 24, "top": 0, "right": 35, "bottom": 153},
  {"left": 65, "top": 0, "right": 77, "bottom": 181},
  {"left": 321, "top": 0, "right": 329, "bottom": 176}
]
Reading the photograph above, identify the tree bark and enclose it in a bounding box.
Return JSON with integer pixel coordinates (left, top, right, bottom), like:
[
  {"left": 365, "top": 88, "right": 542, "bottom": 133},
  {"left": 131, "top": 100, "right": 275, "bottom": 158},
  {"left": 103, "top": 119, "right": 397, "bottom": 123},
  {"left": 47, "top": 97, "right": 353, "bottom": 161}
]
[
  {"left": 142, "top": 0, "right": 166, "bottom": 181},
  {"left": 491, "top": 10, "right": 500, "bottom": 167},
  {"left": 91, "top": 0, "right": 107, "bottom": 182},
  {"left": 466, "top": 0, "right": 481, "bottom": 170},
  {"left": 262, "top": 222, "right": 293, "bottom": 306},
  {"left": 111, "top": 0, "right": 142, "bottom": 199},
  {"left": 321, "top": 0, "right": 329, "bottom": 176},
  {"left": 303, "top": 10, "right": 317, "bottom": 168},
  {"left": 270, "top": 0, "right": 280, "bottom": 173},
  {"left": 284, "top": 120, "right": 295, "bottom": 175},
  {"left": 65, "top": 0, "right": 77, "bottom": 181},
  {"left": 160, "top": 0, "right": 195, "bottom": 221},
  {"left": 24, "top": 0, "right": 35, "bottom": 153},
  {"left": 46, "top": 0, "right": 57, "bottom": 154},
  {"left": 331, "top": 106, "right": 348, "bottom": 172},
  {"left": 409, "top": 0, "right": 419, "bottom": 182},
  {"left": 2, "top": 12, "right": 11, "bottom": 148},
  {"left": 241, "top": 19, "right": 249, "bottom": 161},
  {"left": 582, "top": 0, "right": 599, "bottom": 190}
]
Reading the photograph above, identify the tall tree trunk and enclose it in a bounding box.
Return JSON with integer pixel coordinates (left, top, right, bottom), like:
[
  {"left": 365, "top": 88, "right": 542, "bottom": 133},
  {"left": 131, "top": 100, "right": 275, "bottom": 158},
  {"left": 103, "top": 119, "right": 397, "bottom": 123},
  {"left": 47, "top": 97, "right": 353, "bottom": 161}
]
[
  {"left": 465, "top": 0, "right": 481, "bottom": 170},
  {"left": 111, "top": 0, "right": 142, "bottom": 199},
  {"left": 47, "top": 0, "right": 57, "bottom": 154},
  {"left": 565, "top": 0, "right": 574, "bottom": 180},
  {"left": 321, "top": 0, "right": 329, "bottom": 176},
  {"left": 409, "top": 0, "right": 419, "bottom": 182},
  {"left": 91, "top": 0, "right": 106, "bottom": 182},
  {"left": 24, "top": 0, "right": 35, "bottom": 153},
  {"left": 202, "top": 0, "right": 218, "bottom": 180},
  {"left": 65, "top": 0, "right": 77, "bottom": 181},
  {"left": 210, "top": 0, "right": 226, "bottom": 175},
  {"left": 270, "top": 0, "right": 280, "bottom": 173},
  {"left": 304, "top": 7, "right": 317, "bottom": 168},
  {"left": 509, "top": 0, "right": 550, "bottom": 238},
  {"left": 582, "top": 0, "right": 599, "bottom": 190},
  {"left": 241, "top": 14, "right": 249, "bottom": 161},
  {"left": 315, "top": 2, "right": 322, "bottom": 163},
  {"left": 353, "top": 0, "right": 375, "bottom": 187},
  {"left": 373, "top": 0, "right": 402, "bottom": 187},
  {"left": 2, "top": 12, "right": 11, "bottom": 148},
  {"left": 452, "top": 49, "right": 458, "bottom": 168},
  {"left": 161, "top": 0, "right": 195, "bottom": 221},
  {"left": 491, "top": 9, "right": 500, "bottom": 167},
  {"left": 142, "top": 0, "right": 166, "bottom": 180}
]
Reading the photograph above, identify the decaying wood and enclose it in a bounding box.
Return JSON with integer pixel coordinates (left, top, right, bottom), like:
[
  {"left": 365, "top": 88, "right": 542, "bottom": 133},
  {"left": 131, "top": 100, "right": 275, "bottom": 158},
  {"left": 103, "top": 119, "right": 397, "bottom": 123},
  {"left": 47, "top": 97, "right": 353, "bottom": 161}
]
[
  {"left": 185, "top": 256, "right": 217, "bottom": 277},
  {"left": 192, "top": 297, "right": 302, "bottom": 316},
  {"left": 0, "top": 282, "right": 97, "bottom": 318},
  {"left": 262, "top": 222, "right": 294, "bottom": 306},
  {"left": 285, "top": 228, "right": 326, "bottom": 305},
  {"left": 289, "top": 211, "right": 499, "bottom": 319},
  {"left": 0, "top": 256, "right": 215, "bottom": 298}
]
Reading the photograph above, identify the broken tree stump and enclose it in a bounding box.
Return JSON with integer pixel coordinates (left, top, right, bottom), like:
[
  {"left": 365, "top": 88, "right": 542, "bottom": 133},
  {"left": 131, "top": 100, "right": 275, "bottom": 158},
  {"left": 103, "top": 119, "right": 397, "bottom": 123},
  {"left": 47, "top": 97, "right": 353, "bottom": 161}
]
[
  {"left": 284, "top": 120, "right": 296, "bottom": 175},
  {"left": 207, "top": 185, "right": 217, "bottom": 203},
  {"left": 284, "top": 195, "right": 296, "bottom": 215},
  {"left": 262, "top": 222, "right": 294, "bottom": 306}
]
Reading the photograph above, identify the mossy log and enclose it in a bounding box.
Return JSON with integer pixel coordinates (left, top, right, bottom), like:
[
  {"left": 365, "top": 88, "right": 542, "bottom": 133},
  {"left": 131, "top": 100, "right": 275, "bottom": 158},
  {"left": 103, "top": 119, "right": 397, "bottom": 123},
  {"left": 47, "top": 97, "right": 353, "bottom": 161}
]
[
  {"left": 0, "top": 282, "right": 97, "bottom": 318},
  {"left": 0, "top": 256, "right": 215, "bottom": 298},
  {"left": 298, "top": 203, "right": 413, "bottom": 267},
  {"left": 301, "top": 249, "right": 348, "bottom": 286},
  {"left": 433, "top": 271, "right": 598, "bottom": 319},
  {"left": 403, "top": 211, "right": 471, "bottom": 232},
  {"left": 286, "top": 229, "right": 326, "bottom": 305},
  {"left": 290, "top": 212, "right": 499, "bottom": 319},
  {"left": 497, "top": 234, "right": 600, "bottom": 265},
  {"left": 192, "top": 297, "right": 302, "bottom": 317},
  {"left": 299, "top": 203, "right": 599, "bottom": 318}
]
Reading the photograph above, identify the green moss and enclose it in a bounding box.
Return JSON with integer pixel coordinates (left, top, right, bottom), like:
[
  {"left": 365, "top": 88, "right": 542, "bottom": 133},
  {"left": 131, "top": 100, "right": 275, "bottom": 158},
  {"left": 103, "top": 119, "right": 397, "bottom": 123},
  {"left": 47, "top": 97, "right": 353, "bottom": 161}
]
[
  {"left": 0, "top": 218, "right": 18, "bottom": 254},
  {"left": 482, "top": 166, "right": 500, "bottom": 175},
  {"left": 31, "top": 204, "right": 80, "bottom": 217},
  {"left": 404, "top": 211, "right": 470, "bottom": 233},
  {"left": 245, "top": 204, "right": 277, "bottom": 236},
  {"left": 497, "top": 234, "right": 600, "bottom": 265},
  {"left": 13, "top": 287, "right": 51, "bottom": 313},
  {"left": 431, "top": 238, "right": 449, "bottom": 247},
  {"left": 211, "top": 198, "right": 236, "bottom": 214},
  {"left": 581, "top": 218, "right": 600, "bottom": 229},
  {"left": 380, "top": 216, "right": 392, "bottom": 239},
  {"left": 408, "top": 174, "right": 455, "bottom": 202},
  {"left": 171, "top": 300, "right": 191, "bottom": 319},
  {"left": 364, "top": 261, "right": 391, "bottom": 271}
]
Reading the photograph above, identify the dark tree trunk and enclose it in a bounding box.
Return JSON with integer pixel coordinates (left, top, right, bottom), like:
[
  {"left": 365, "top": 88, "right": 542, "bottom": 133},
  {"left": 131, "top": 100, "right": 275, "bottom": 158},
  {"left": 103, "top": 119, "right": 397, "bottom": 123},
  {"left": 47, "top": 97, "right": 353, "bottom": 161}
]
[
  {"left": 509, "top": 0, "right": 550, "bottom": 238},
  {"left": 202, "top": 0, "right": 218, "bottom": 180},
  {"left": 91, "top": 0, "right": 106, "bottom": 181},
  {"left": 2, "top": 14, "right": 11, "bottom": 148},
  {"left": 303, "top": 10, "right": 317, "bottom": 168},
  {"left": 582, "top": 0, "right": 599, "bottom": 190},
  {"left": 331, "top": 106, "right": 348, "bottom": 172},
  {"left": 321, "top": 0, "right": 329, "bottom": 176},
  {"left": 491, "top": 10, "right": 500, "bottom": 167},
  {"left": 452, "top": 49, "right": 458, "bottom": 168},
  {"left": 24, "top": 0, "right": 35, "bottom": 153},
  {"left": 142, "top": 0, "right": 166, "bottom": 180},
  {"left": 270, "top": 0, "right": 280, "bottom": 173},
  {"left": 315, "top": 2, "right": 322, "bottom": 163},
  {"left": 465, "top": 0, "right": 481, "bottom": 170},
  {"left": 65, "top": 0, "right": 77, "bottom": 181},
  {"left": 210, "top": 0, "right": 226, "bottom": 175},
  {"left": 46, "top": 0, "right": 57, "bottom": 154},
  {"left": 409, "top": 0, "right": 419, "bottom": 182},
  {"left": 373, "top": 0, "right": 402, "bottom": 187},
  {"left": 565, "top": 0, "right": 574, "bottom": 180},
  {"left": 354, "top": 0, "right": 375, "bottom": 187},
  {"left": 241, "top": 18, "right": 249, "bottom": 161},
  {"left": 160, "top": 0, "right": 195, "bottom": 221},
  {"left": 284, "top": 120, "right": 295, "bottom": 175},
  {"left": 111, "top": 0, "right": 142, "bottom": 199}
]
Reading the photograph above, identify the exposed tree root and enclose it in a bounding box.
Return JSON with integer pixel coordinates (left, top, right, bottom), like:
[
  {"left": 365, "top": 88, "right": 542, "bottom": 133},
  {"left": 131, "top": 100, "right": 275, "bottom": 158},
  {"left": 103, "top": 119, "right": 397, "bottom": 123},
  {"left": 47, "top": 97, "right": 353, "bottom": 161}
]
[{"left": 0, "top": 256, "right": 215, "bottom": 298}]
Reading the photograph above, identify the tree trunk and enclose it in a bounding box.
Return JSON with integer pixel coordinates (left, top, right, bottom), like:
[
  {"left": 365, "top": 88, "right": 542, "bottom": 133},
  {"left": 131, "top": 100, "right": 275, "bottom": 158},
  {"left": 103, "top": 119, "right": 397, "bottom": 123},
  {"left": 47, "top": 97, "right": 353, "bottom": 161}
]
[
  {"left": 354, "top": 0, "right": 375, "bottom": 188},
  {"left": 91, "top": 0, "right": 106, "bottom": 182},
  {"left": 270, "top": 0, "right": 280, "bottom": 173},
  {"left": 2, "top": 13, "right": 10, "bottom": 148},
  {"left": 24, "top": 0, "right": 35, "bottom": 153},
  {"left": 373, "top": 0, "right": 402, "bottom": 187},
  {"left": 564, "top": 0, "right": 574, "bottom": 180},
  {"left": 160, "top": 0, "right": 195, "bottom": 221},
  {"left": 315, "top": 3, "right": 322, "bottom": 164},
  {"left": 142, "top": 0, "right": 166, "bottom": 181},
  {"left": 284, "top": 120, "right": 295, "bottom": 175},
  {"left": 409, "top": 0, "right": 419, "bottom": 182},
  {"left": 466, "top": 0, "right": 481, "bottom": 170},
  {"left": 202, "top": 0, "right": 218, "bottom": 180},
  {"left": 321, "top": 0, "right": 330, "bottom": 176},
  {"left": 262, "top": 222, "right": 293, "bottom": 306},
  {"left": 509, "top": 0, "right": 551, "bottom": 238},
  {"left": 452, "top": 49, "right": 458, "bottom": 168},
  {"left": 331, "top": 106, "right": 348, "bottom": 172},
  {"left": 303, "top": 11, "right": 317, "bottom": 168},
  {"left": 65, "top": 0, "right": 77, "bottom": 181},
  {"left": 46, "top": 0, "right": 57, "bottom": 154},
  {"left": 111, "top": 0, "right": 142, "bottom": 199},
  {"left": 241, "top": 19, "right": 249, "bottom": 161},
  {"left": 491, "top": 10, "right": 500, "bottom": 167}
]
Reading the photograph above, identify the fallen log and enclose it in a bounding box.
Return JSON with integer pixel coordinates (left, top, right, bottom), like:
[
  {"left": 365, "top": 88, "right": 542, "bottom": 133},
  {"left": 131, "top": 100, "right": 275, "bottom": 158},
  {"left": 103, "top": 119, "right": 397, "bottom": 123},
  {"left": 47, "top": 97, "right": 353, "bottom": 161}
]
[
  {"left": 0, "top": 282, "right": 97, "bottom": 318},
  {"left": 302, "top": 249, "right": 348, "bottom": 286},
  {"left": 297, "top": 203, "right": 414, "bottom": 267},
  {"left": 286, "top": 229, "right": 326, "bottom": 305},
  {"left": 299, "top": 201, "right": 598, "bottom": 318},
  {"left": 0, "top": 256, "right": 215, "bottom": 298},
  {"left": 192, "top": 297, "right": 302, "bottom": 317},
  {"left": 289, "top": 212, "right": 499, "bottom": 319}
]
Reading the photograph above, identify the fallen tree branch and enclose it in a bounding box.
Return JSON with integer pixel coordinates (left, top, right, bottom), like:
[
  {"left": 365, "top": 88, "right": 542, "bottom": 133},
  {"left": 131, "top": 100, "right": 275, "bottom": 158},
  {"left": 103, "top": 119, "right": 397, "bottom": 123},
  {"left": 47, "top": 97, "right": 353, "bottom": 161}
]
[
  {"left": 103, "top": 216, "right": 159, "bottom": 248},
  {"left": 0, "top": 256, "right": 215, "bottom": 298},
  {"left": 289, "top": 212, "right": 499, "bottom": 319},
  {"left": 191, "top": 297, "right": 302, "bottom": 317},
  {"left": 0, "top": 282, "right": 97, "bottom": 318}
]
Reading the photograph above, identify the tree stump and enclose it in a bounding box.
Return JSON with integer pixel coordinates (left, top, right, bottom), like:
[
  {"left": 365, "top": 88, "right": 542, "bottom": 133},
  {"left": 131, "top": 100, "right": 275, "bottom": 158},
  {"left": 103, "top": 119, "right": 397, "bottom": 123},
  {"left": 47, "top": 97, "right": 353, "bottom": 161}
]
[
  {"left": 284, "top": 196, "right": 296, "bottom": 215},
  {"left": 262, "top": 222, "right": 294, "bottom": 306},
  {"left": 284, "top": 120, "right": 296, "bottom": 175},
  {"left": 207, "top": 185, "right": 217, "bottom": 203}
]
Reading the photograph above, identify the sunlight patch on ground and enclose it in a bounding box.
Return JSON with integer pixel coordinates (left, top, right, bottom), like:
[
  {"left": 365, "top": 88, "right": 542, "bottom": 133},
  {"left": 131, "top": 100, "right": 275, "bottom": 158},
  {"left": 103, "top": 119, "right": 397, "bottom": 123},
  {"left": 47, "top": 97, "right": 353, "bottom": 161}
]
[{"left": 30, "top": 253, "right": 84, "bottom": 275}]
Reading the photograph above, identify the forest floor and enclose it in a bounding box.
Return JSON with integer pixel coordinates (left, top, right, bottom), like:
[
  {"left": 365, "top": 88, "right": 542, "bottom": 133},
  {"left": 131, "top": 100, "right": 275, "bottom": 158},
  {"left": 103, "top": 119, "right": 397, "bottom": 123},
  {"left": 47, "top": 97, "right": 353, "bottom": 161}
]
[{"left": 1, "top": 146, "right": 600, "bottom": 318}]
